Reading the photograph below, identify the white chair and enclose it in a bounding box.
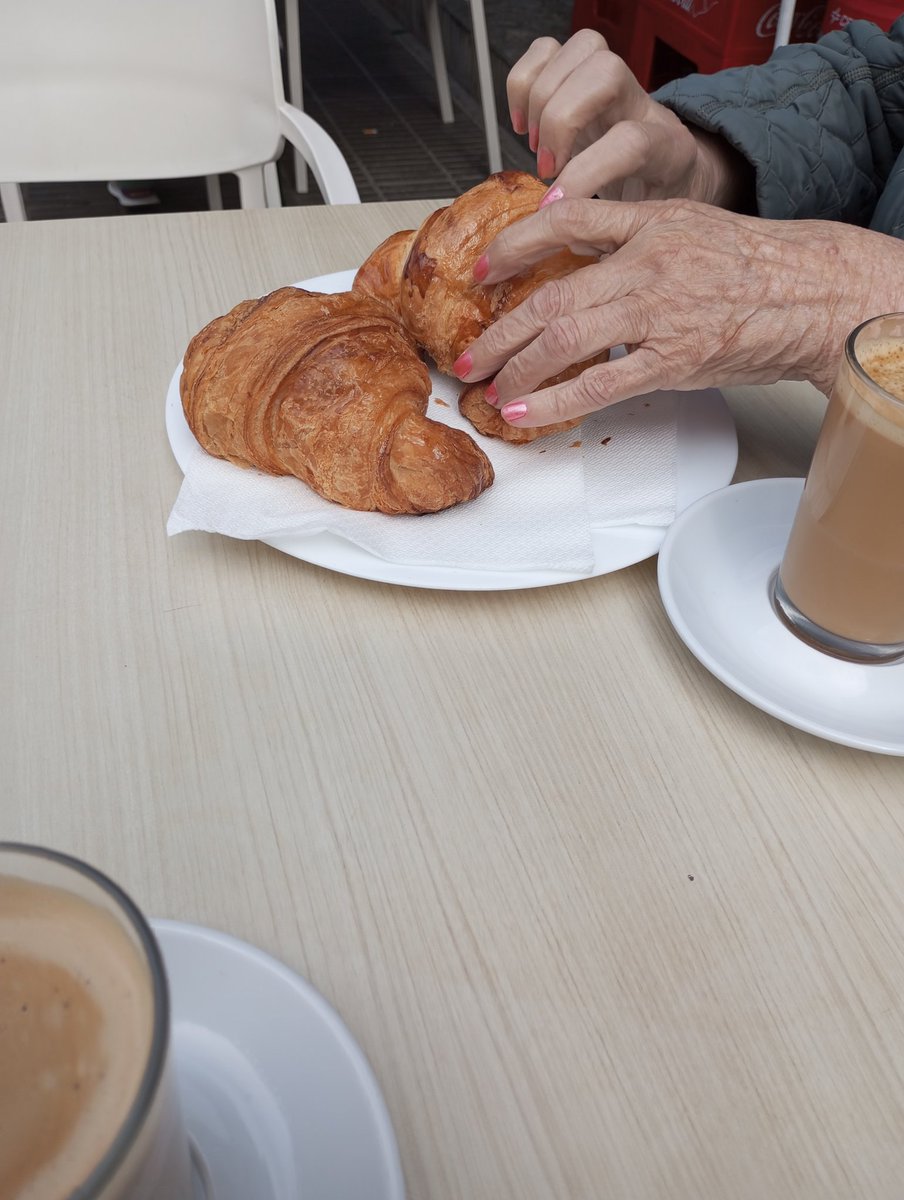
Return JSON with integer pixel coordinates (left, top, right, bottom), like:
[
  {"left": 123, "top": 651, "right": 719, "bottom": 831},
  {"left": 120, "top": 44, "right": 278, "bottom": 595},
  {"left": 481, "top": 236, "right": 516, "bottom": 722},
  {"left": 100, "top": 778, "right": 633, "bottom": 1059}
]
[
  {"left": 0, "top": 0, "right": 359, "bottom": 222},
  {"left": 282, "top": 0, "right": 502, "bottom": 197}
]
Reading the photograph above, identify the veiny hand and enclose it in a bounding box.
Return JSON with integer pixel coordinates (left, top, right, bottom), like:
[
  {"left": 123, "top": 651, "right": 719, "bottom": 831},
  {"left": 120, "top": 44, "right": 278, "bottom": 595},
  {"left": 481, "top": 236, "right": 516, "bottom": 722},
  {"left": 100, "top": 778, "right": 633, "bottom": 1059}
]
[
  {"left": 506, "top": 30, "right": 743, "bottom": 206},
  {"left": 453, "top": 197, "right": 904, "bottom": 429}
]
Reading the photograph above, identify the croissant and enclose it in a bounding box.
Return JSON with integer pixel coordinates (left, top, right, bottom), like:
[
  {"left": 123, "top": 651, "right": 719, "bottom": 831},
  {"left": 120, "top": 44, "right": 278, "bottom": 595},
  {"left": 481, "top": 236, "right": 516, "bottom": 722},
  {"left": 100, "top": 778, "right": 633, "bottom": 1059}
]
[
  {"left": 459, "top": 380, "right": 583, "bottom": 444},
  {"left": 180, "top": 287, "right": 494, "bottom": 515},
  {"left": 354, "top": 171, "right": 607, "bottom": 442},
  {"left": 352, "top": 228, "right": 415, "bottom": 315}
]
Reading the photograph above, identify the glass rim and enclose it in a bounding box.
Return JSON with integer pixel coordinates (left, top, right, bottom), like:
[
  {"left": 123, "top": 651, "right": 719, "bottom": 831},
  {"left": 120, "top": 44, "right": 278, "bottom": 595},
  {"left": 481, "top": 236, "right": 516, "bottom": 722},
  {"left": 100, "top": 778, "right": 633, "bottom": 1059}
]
[
  {"left": 0, "top": 842, "right": 169, "bottom": 1200},
  {"left": 845, "top": 311, "right": 904, "bottom": 411}
]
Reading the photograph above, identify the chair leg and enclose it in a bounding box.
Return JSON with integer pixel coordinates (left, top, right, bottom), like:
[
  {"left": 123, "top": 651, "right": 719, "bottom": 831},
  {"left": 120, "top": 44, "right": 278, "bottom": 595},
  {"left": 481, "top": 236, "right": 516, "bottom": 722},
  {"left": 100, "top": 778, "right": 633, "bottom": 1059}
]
[
  {"left": 284, "top": 0, "right": 309, "bottom": 193},
  {"left": 205, "top": 175, "right": 224, "bottom": 210},
  {"left": 773, "top": 0, "right": 796, "bottom": 47},
  {"left": 236, "top": 166, "right": 268, "bottom": 209},
  {"left": 469, "top": 0, "right": 502, "bottom": 173},
  {"left": 264, "top": 161, "right": 283, "bottom": 207},
  {"left": 424, "top": 0, "right": 454, "bottom": 124},
  {"left": 0, "top": 182, "right": 26, "bottom": 221}
]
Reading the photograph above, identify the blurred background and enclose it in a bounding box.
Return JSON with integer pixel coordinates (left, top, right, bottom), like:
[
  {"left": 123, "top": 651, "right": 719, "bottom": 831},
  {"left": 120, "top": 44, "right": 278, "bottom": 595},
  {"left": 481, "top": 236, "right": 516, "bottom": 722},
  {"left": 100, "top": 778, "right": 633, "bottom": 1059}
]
[{"left": 5, "top": 0, "right": 882, "bottom": 221}]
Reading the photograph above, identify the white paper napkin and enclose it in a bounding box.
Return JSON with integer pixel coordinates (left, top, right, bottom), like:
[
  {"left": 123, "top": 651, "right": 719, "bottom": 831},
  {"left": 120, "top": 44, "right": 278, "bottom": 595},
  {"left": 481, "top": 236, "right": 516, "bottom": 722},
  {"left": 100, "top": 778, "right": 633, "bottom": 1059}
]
[{"left": 167, "top": 370, "right": 677, "bottom": 574}]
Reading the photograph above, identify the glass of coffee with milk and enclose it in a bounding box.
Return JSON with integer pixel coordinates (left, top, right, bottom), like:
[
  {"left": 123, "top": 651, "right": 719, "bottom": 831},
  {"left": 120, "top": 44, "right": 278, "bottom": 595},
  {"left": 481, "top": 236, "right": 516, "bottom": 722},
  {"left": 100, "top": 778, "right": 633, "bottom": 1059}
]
[
  {"left": 0, "top": 843, "right": 194, "bottom": 1200},
  {"left": 772, "top": 312, "right": 904, "bottom": 664}
]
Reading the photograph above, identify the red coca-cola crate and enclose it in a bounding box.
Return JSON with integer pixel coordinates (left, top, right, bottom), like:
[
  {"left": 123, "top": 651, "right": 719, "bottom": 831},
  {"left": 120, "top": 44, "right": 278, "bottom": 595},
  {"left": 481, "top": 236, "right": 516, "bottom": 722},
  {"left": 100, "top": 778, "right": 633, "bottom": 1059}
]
[
  {"left": 573, "top": 0, "right": 826, "bottom": 90},
  {"left": 821, "top": 0, "right": 900, "bottom": 32},
  {"left": 571, "top": 0, "right": 636, "bottom": 59}
]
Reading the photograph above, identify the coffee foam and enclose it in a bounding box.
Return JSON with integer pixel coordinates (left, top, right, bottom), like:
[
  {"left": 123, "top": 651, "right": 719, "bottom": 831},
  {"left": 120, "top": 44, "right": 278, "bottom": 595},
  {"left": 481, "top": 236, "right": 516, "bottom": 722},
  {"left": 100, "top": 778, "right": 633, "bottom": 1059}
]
[
  {"left": 847, "top": 335, "right": 904, "bottom": 446},
  {"left": 0, "top": 876, "right": 154, "bottom": 1200},
  {"left": 860, "top": 337, "right": 904, "bottom": 402}
]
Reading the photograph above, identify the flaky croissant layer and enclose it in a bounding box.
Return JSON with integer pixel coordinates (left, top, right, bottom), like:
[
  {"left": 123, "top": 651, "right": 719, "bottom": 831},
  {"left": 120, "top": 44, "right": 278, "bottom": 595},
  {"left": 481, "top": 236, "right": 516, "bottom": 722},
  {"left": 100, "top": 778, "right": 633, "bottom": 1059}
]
[
  {"left": 353, "top": 171, "right": 607, "bottom": 443},
  {"left": 181, "top": 287, "right": 493, "bottom": 515}
]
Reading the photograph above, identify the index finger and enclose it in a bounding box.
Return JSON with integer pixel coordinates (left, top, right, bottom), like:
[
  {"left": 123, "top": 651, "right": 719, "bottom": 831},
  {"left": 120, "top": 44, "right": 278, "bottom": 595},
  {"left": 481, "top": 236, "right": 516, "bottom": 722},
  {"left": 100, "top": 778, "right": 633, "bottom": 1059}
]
[{"left": 478, "top": 197, "right": 661, "bottom": 284}]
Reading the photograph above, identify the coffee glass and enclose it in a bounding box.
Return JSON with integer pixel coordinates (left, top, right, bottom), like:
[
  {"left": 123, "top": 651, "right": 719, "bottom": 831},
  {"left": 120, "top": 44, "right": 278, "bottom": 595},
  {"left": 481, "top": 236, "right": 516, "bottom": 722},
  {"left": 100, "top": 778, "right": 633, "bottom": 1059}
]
[
  {"left": 772, "top": 312, "right": 904, "bottom": 664},
  {"left": 0, "top": 843, "right": 195, "bottom": 1200}
]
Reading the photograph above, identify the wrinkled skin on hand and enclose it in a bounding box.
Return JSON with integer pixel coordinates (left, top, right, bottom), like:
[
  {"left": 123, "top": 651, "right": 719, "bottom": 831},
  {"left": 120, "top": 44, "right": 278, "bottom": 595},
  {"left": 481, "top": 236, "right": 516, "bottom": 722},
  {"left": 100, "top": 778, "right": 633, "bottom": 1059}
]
[
  {"left": 456, "top": 197, "right": 904, "bottom": 428},
  {"left": 506, "top": 30, "right": 744, "bottom": 207}
]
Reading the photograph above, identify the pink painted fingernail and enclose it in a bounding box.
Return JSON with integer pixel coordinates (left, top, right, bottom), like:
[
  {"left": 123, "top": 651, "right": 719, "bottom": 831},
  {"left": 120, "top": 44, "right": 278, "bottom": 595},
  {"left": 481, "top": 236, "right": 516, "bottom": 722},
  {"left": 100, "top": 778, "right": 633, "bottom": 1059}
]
[
  {"left": 452, "top": 351, "right": 472, "bottom": 379},
  {"left": 528, "top": 124, "right": 539, "bottom": 153},
  {"left": 485, "top": 381, "right": 498, "bottom": 406},
  {"left": 537, "top": 146, "right": 555, "bottom": 179},
  {"left": 473, "top": 254, "right": 490, "bottom": 283},
  {"left": 539, "top": 184, "right": 565, "bottom": 209},
  {"left": 501, "top": 401, "right": 528, "bottom": 422},
  {"left": 511, "top": 107, "right": 526, "bottom": 134}
]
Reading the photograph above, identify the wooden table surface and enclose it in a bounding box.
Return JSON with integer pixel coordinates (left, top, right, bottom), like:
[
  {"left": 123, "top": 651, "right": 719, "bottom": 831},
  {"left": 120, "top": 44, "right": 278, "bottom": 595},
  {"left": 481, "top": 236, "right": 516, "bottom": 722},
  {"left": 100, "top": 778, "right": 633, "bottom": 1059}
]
[{"left": 2, "top": 201, "right": 903, "bottom": 1200}]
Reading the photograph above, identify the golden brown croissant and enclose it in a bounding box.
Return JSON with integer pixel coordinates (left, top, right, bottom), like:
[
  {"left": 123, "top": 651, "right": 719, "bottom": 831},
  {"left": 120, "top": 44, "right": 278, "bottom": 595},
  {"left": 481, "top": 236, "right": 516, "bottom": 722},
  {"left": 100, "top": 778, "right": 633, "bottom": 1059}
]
[
  {"left": 180, "top": 287, "right": 494, "bottom": 515},
  {"left": 401, "top": 172, "right": 599, "bottom": 374},
  {"left": 352, "top": 228, "right": 416, "bottom": 316},
  {"left": 354, "top": 171, "right": 607, "bottom": 442},
  {"left": 459, "top": 382, "right": 583, "bottom": 444}
]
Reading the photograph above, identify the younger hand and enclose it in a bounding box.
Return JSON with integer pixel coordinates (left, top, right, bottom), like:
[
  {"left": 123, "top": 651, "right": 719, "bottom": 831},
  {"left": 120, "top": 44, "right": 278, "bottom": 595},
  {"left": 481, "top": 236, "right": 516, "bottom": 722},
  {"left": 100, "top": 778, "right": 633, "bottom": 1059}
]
[
  {"left": 507, "top": 31, "right": 740, "bottom": 206},
  {"left": 454, "top": 198, "right": 904, "bottom": 428}
]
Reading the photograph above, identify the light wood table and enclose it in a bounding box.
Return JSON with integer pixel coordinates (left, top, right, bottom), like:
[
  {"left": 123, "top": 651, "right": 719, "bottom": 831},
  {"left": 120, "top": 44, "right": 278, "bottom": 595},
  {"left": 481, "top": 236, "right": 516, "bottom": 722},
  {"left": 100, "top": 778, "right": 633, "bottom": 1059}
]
[{"left": 2, "top": 202, "right": 903, "bottom": 1200}]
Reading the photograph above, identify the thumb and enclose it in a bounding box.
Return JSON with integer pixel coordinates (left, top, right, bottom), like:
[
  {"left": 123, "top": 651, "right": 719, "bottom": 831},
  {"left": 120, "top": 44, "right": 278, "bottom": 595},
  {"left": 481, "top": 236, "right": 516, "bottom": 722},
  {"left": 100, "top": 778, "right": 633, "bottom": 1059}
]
[{"left": 550, "top": 119, "right": 696, "bottom": 202}]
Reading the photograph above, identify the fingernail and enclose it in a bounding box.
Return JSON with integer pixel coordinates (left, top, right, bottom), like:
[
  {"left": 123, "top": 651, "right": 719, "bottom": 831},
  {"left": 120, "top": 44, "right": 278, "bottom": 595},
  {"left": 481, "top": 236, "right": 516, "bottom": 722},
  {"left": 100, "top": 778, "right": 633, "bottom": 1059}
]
[
  {"left": 537, "top": 146, "right": 555, "bottom": 179},
  {"left": 452, "top": 351, "right": 472, "bottom": 379},
  {"left": 528, "top": 124, "right": 539, "bottom": 153},
  {"left": 485, "top": 381, "right": 498, "bottom": 406},
  {"left": 501, "top": 401, "right": 528, "bottom": 422},
  {"left": 539, "top": 184, "right": 565, "bottom": 209},
  {"left": 473, "top": 254, "right": 489, "bottom": 283},
  {"left": 511, "top": 107, "right": 526, "bottom": 134}
]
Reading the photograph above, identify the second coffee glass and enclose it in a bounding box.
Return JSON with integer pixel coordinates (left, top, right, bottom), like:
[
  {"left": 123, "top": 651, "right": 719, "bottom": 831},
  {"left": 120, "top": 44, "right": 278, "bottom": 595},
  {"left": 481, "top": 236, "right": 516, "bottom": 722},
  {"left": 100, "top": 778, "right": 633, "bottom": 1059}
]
[{"left": 0, "top": 843, "right": 195, "bottom": 1200}]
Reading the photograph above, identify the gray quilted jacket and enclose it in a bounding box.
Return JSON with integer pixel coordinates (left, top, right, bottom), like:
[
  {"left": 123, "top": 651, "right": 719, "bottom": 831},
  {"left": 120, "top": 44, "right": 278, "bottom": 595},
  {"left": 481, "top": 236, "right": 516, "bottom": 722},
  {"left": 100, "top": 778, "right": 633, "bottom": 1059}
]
[{"left": 654, "top": 17, "right": 904, "bottom": 238}]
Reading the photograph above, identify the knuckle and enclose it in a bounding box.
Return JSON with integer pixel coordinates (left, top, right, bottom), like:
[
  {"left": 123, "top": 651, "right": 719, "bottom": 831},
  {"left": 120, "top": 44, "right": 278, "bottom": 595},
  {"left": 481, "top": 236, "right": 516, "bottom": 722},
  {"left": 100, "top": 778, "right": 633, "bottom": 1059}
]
[
  {"left": 542, "top": 90, "right": 578, "bottom": 131},
  {"left": 571, "top": 28, "right": 607, "bottom": 53},
  {"left": 618, "top": 119, "right": 653, "bottom": 162},
  {"left": 608, "top": 51, "right": 635, "bottom": 87},
  {"left": 547, "top": 385, "right": 578, "bottom": 422},
  {"left": 588, "top": 50, "right": 630, "bottom": 103},
  {"left": 546, "top": 196, "right": 588, "bottom": 239},
  {"left": 545, "top": 314, "right": 582, "bottom": 358},
  {"left": 621, "top": 293, "right": 650, "bottom": 341},
  {"left": 526, "top": 281, "right": 566, "bottom": 324},
  {"left": 479, "top": 317, "right": 511, "bottom": 358},
  {"left": 572, "top": 365, "right": 614, "bottom": 411},
  {"left": 529, "top": 35, "right": 561, "bottom": 55}
]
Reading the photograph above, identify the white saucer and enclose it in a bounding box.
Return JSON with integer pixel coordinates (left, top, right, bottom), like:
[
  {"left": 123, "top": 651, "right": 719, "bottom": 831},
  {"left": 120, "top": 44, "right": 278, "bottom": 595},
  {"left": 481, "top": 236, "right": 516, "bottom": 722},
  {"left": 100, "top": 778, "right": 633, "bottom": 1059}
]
[
  {"left": 151, "top": 920, "right": 405, "bottom": 1200},
  {"left": 657, "top": 478, "right": 904, "bottom": 755}
]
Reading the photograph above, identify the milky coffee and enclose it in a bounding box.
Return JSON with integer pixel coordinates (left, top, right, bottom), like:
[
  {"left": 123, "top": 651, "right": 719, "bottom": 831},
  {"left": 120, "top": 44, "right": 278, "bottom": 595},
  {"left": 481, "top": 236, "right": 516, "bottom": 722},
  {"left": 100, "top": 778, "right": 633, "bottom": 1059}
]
[
  {"left": 0, "top": 875, "right": 154, "bottom": 1200},
  {"left": 778, "top": 331, "right": 904, "bottom": 650}
]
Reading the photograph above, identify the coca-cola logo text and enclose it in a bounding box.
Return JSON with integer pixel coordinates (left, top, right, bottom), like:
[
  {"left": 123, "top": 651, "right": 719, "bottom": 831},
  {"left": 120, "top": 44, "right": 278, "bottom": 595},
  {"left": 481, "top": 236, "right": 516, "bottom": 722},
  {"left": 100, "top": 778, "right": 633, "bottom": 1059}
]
[
  {"left": 668, "top": 0, "right": 719, "bottom": 17},
  {"left": 756, "top": 1, "right": 825, "bottom": 39}
]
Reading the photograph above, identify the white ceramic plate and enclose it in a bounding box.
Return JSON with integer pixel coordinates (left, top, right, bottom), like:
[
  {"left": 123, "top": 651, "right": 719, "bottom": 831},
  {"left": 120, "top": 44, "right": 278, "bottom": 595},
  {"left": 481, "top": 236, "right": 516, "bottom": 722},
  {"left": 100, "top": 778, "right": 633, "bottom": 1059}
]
[
  {"left": 167, "top": 269, "right": 738, "bottom": 590},
  {"left": 657, "top": 477, "right": 904, "bottom": 755},
  {"left": 152, "top": 920, "right": 405, "bottom": 1200}
]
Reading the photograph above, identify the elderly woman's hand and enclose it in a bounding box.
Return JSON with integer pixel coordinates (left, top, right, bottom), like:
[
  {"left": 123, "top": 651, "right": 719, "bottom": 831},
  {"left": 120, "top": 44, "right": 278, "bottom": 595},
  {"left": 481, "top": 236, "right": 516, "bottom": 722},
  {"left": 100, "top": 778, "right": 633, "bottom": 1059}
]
[
  {"left": 507, "top": 31, "right": 747, "bottom": 207},
  {"left": 453, "top": 198, "right": 904, "bottom": 429}
]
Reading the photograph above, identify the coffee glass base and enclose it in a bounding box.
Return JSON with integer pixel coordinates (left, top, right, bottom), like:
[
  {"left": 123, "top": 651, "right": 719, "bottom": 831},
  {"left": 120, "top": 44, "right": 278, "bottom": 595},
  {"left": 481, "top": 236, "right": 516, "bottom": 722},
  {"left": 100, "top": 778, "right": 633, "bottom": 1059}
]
[{"left": 771, "top": 571, "right": 904, "bottom": 665}]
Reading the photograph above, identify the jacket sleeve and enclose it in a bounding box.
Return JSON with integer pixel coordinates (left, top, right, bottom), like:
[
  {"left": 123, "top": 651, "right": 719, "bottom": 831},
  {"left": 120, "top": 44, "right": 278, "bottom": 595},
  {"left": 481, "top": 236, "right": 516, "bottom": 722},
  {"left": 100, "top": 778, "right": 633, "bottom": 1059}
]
[{"left": 653, "top": 18, "right": 904, "bottom": 225}]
